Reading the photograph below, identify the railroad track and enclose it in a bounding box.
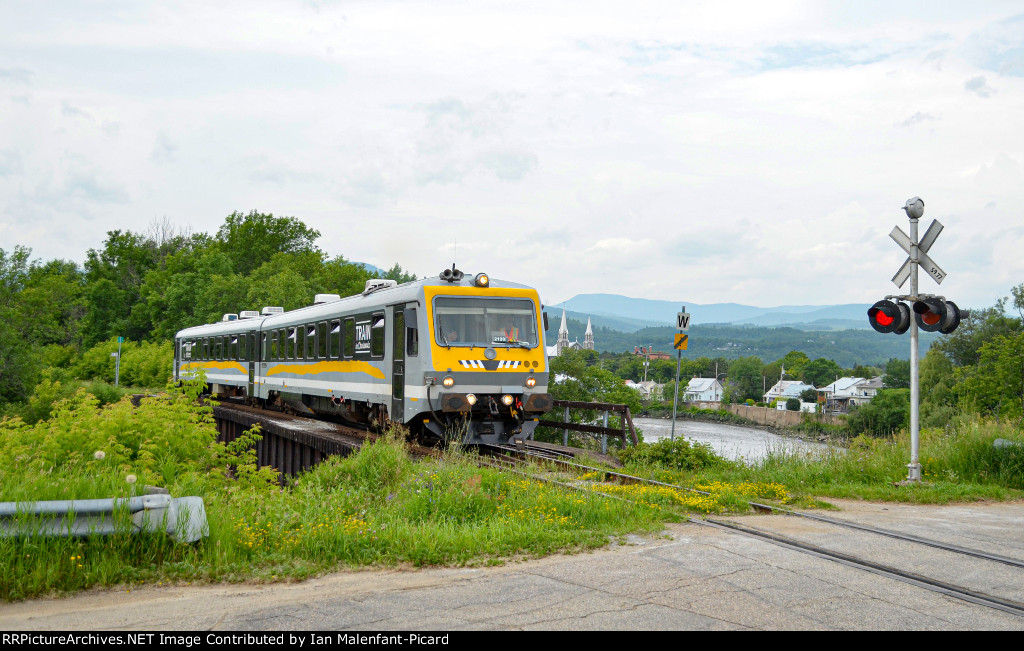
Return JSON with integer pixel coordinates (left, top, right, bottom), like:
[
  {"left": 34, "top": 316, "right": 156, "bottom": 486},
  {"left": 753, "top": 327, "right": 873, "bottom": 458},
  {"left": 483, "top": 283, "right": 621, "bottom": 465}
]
[
  {"left": 211, "top": 405, "right": 1024, "bottom": 618},
  {"left": 480, "top": 446, "right": 1024, "bottom": 619}
]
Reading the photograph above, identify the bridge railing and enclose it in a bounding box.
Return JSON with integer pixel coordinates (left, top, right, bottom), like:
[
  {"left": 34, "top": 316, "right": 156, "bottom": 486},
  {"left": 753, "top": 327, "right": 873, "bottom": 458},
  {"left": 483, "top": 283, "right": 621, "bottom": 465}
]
[{"left": 539, "top": 400, "right": 639, "bottom": 453}]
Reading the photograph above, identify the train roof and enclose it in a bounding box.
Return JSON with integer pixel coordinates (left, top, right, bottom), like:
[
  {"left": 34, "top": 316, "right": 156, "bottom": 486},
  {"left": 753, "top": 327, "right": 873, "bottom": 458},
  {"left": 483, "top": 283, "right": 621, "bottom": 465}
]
[{"left": 174, "top": 273, "right": 540, "bottom": 339}]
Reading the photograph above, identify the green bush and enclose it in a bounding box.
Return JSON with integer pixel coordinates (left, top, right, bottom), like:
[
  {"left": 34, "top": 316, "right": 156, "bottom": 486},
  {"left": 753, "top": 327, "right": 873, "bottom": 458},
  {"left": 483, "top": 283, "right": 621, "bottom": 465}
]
[
  {"left": 71, "top": 338, "right": 173, "bottom": 388},
  {"left": 617, "top": 437, "right": 730, "bottom": 471}
]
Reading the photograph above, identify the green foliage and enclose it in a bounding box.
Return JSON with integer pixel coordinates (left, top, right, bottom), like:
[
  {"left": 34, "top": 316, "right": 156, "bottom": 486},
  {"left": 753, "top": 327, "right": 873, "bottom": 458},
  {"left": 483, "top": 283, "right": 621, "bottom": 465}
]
[
  {"left": 617, "top": 437, "right": 730, "bottom": 471},
  {"left": 215, "top": 210, "right": 321, "bottom": 276},
  {"left": 846, "top": 388, "right": 909, "bottom": 436},
  {"left": 882, "top": 358, "right": 910, "bottom": 389},
  {"left": 727, "top": 356, "right": 764, "bottom": 402},
  {"left": 786, "top": 398, "right": 801, "bottom": 411},
  {"left": 957, "top": 331, "right": 1024, "bottom": 421},
  {"left": 801, "top": 357, "right": 843, "bottom": 387}
]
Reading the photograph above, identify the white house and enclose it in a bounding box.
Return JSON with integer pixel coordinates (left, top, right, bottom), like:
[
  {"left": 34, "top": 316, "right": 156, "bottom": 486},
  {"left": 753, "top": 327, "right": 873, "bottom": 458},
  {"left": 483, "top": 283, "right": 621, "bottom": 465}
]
[
  {"left": 763, "top": 380, "right": 810, "bottom": 405},
  {"left": 684, "top": 377, "right": 723, "bottom": 402},
  {"left": 818, "top": 377, "right": 883, "bottom": 413}
]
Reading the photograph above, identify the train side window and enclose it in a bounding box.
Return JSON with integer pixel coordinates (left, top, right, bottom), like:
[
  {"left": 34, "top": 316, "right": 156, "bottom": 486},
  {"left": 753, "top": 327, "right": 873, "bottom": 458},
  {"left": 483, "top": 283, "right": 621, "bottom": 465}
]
[
  {"left": 239, "top": 334, "right": 247, "bottom": 362},
  {"left": 284, "top": 328, "right": 294, "bottom": 360},
  {"left": 262, "top": 333, "right": 270, "bottom": 361},
  {"left": 343, "top": 318, "right": 355, "bottom": 359},
  {"left": 305, "top": 324, "right": 315, "bottom": 360},
  {"left": 317, "top": 322, "right": 327, "bottom": 359},
  {"left": 279, "top": 328, "right": 287, "bottom": 360},
  {"left": 330, "top": 319, "right": 340, "bottom": 359},
  {"left": 213, "top": 337, "right": 220, "bottom": 361},
  {"left": 371, "top": 312, "right": 385, "bottom": 358},
  {"left": 229, "top": 336, "right": 238, "bottom": 361}
]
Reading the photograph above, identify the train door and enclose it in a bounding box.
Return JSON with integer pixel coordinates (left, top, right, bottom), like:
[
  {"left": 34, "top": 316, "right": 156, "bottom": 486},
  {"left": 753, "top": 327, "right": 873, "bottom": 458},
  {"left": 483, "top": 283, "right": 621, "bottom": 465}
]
[
  {"left": 390, "top": 306, "right": 405, "bottom": 422},
  {"left": 248, "top": 331, "right": 256, "bottom": 398}
]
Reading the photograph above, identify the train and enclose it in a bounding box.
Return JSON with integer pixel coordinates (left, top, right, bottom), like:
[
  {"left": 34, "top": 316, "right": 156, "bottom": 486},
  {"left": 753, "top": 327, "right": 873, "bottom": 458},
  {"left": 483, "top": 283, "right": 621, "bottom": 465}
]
[{"left": 173, "top": 267, "right": 554, "bottom": 445}]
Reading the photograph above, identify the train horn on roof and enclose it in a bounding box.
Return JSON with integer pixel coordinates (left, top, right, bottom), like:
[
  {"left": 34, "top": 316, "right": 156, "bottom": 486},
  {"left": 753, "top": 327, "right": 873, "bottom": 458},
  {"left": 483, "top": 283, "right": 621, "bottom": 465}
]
[{"left": 439, "top": 266, "right": 464, "bottom": 282}]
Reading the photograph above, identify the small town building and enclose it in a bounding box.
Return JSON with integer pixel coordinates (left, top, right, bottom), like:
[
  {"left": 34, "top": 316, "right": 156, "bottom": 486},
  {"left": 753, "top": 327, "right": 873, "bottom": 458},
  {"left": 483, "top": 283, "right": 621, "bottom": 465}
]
[{"left": 683, "top": 377, "right": 724, "bottom": 402}]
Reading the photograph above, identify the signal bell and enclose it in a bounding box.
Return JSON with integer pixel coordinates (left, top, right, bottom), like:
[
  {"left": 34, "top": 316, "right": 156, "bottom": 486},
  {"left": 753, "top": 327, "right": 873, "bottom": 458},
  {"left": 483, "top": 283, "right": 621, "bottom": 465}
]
[
  {"left": 913, "top": 298, "right": 963, "bottom": 334},
  {"left": 868, "top": 300, "right": 911, "bottom": 335}
]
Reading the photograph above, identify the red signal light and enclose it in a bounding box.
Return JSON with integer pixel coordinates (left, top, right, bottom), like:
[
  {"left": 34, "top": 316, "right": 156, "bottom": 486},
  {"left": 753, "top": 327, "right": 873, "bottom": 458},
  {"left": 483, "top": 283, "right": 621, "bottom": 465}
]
[{"left": 868, "top": 300, "right": 910, "bottom": 334}]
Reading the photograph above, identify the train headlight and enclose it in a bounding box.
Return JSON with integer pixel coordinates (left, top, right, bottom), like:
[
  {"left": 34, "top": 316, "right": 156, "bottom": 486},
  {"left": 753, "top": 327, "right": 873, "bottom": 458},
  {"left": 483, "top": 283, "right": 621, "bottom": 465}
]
[
  {"left": 502, "top": 394, "right": 514, "bottom": 406},
  {"left": 474, "top": 272, "right": 489, "bottom": 287},
  {"left": 525, "top": 377, "right": 536, "bottom": 388},
  {"left": 466, "top": 393, "right": 477, "bottom": 406},
  {"left": 442, "top": 376, "right": 455, "bottom": 388}
]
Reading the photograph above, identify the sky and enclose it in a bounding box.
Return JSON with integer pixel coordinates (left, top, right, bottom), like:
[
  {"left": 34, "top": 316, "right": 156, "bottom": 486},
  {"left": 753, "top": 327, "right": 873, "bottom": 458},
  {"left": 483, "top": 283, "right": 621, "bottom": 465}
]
[{"left": 1, "top": 1, "right": 1023, "bottom": 311}]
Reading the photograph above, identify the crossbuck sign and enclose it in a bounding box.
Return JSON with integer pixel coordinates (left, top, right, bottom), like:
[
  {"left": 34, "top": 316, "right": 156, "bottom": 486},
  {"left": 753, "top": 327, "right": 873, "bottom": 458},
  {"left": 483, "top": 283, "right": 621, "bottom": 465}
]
[{"left": 890, "top": 219, "right": 946, "bottom": 287}]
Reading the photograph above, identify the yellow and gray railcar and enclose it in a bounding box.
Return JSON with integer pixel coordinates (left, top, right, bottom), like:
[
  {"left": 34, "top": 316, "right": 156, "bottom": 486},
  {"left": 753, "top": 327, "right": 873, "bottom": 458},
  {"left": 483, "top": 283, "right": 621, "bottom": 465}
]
[{"left": 174, "top": 269, "right": 553, "bottom": 444}]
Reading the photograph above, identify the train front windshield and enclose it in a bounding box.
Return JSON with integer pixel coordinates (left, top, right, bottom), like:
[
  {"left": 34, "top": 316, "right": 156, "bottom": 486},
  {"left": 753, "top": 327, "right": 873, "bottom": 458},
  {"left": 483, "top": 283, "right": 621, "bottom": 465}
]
[{"left": 434, "top": 297, "right": 539, "bottom": 347}]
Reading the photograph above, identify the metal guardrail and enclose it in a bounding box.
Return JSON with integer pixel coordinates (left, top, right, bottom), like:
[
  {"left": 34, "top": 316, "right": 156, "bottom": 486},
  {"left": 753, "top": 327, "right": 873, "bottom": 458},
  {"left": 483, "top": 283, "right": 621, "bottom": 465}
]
[
  {"left": 0, "top": 493, "right": 209, "bottom": 543},
  {"left": 539, "top": 400, "right": 640, "bottom": 452}
]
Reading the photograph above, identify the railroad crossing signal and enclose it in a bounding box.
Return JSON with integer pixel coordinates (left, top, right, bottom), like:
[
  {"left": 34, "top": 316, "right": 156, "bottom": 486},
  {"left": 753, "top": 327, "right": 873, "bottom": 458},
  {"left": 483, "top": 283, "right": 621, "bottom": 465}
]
[
  {"left": 674, "top": 333, "right": 688, "bottom": 350},
  {"left": 869, "top": 196, "right": 969, "bottom": 484}
]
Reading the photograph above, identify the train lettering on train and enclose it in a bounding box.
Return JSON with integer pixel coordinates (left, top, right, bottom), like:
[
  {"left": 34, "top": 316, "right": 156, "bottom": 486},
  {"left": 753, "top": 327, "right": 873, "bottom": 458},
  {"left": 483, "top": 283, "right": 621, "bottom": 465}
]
[{"left": 174, "top": 268, "right": 554, "bottom": 444}]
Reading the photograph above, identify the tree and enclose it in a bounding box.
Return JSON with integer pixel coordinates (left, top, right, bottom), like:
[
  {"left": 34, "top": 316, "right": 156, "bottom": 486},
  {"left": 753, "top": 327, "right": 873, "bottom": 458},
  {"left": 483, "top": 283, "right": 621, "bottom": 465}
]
[
  {"left": 933, "top": 299, "right": 1021, "bottom": 368},
  {"left": 846, "top": 389, "right": 910, "bottom": 436},
  {"left": 801, "top": 358, "right": 842, "bottom": 388},
  {"left": 786, "top": 397, "right": 800, "bottom": 411},
  {"left": 777, "top": 350, "right": 810, "bottom": 378},
  {"left": 958, "top": 332, "right": 1024, "bottom": 421},
  {"left": 882, "top": 358, "right": 910, "bottom": 389},
  {"left": 726, "top": 356, "right": 764, "bottom": 402},
  {"left": 215, "top": 210, "right": 321, "bottom": 276}
]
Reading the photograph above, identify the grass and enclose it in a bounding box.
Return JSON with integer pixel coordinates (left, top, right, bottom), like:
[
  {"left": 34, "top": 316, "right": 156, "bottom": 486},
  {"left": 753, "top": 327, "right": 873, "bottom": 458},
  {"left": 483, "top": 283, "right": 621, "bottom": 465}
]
[
  {"left": 613, "top": 415, "right": 1024, "bottom": 504},
  {"left": 3, "top": 377, "right": 1022, "bottom": 602},
  {"left": 0, "top": 383, "right": 669, "bottom": 601}
]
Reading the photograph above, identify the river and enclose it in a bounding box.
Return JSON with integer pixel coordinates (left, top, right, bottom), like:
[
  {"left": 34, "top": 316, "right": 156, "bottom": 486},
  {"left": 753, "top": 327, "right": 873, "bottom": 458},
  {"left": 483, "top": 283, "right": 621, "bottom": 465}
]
[{"left": 632, "top": 417, "right": 833, "bottom": 464}]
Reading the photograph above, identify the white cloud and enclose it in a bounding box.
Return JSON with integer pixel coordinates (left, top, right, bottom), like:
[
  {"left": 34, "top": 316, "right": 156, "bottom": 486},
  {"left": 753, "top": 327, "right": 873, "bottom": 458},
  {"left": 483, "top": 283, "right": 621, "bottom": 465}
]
[{"left": 2, "top": 1, "right": 1023, "bottom": 311}]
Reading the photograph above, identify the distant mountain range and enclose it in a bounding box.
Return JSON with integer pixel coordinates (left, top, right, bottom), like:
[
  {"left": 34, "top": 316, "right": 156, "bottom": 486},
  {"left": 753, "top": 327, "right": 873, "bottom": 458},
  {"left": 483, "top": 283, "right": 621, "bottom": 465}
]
[{"left": 549, "top": 293, "right": 871, "bottom": 332}]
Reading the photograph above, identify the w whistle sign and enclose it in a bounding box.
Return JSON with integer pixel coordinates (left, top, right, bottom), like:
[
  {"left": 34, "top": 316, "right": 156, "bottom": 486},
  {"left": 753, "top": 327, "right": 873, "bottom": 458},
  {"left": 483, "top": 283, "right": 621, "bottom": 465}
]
[{"left": 677, "top": 312, "right": 691, "bottom": 330}]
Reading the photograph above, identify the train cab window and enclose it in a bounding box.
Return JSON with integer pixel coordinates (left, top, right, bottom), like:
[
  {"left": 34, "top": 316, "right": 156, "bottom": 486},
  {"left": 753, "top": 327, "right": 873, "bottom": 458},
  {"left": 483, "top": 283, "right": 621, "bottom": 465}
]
[
  {"left": 329, "top": 320, "right": 341, "bottom": 359},
  {"left": 305, "top": 325, "right": 315, "bottom": 360},
  {"left": 343, "top": 318, "right": 355, "bottom": 359},
  {"left": 317, "top": 322, "right": 327, "bottom": 359},
  {"left": 404, "top": 307, "right": 418, "bottom": 357},
  {"left": 371, "top": 312, "right": 385, "bottom": 358}
]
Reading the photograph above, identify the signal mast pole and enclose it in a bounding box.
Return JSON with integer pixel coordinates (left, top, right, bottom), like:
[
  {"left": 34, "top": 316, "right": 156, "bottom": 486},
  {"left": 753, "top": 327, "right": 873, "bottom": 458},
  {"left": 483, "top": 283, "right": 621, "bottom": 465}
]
[{"left": 908, "top": 209, "right": 921, "bottom": 482}]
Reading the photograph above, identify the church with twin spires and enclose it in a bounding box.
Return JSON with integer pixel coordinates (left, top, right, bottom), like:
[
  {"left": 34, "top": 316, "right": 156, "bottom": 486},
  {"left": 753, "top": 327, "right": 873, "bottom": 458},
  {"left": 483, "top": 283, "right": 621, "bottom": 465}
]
[{"left": 548, "top": 309, "right": 595, "bottom": 356}]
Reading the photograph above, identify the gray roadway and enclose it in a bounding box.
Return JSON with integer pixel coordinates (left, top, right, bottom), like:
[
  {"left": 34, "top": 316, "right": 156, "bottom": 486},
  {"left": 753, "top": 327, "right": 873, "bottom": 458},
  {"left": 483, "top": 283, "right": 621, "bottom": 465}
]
[{"left": 3, "top": 500, "right": 1024, "bottom": 630}]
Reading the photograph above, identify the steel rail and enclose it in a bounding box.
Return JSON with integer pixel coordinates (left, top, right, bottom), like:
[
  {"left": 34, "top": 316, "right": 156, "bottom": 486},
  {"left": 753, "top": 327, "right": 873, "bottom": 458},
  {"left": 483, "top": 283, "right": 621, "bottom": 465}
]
[
  {"left": 479, "top": 447, "right": 1024, "bottom": 619},
  {"left": 498, "top": 445, "right": 1024, "bottom": 570},
  {"left": 693, "top": 517, "right": 1024, "bottom": 618}
]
